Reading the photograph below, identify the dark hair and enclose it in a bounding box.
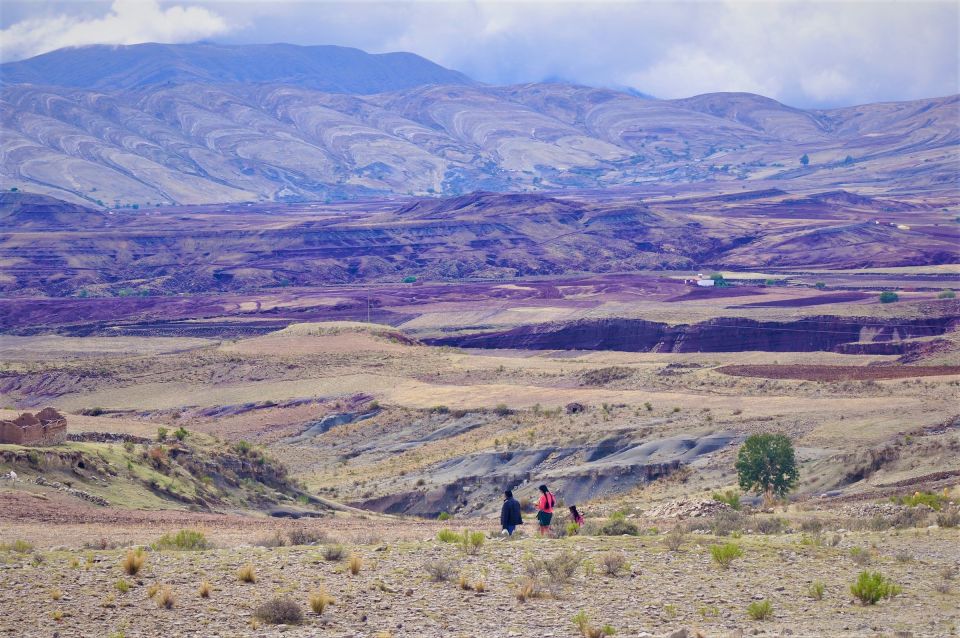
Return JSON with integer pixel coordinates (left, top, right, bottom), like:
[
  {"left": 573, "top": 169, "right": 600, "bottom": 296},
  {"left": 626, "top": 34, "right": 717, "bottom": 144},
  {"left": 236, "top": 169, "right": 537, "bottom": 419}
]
[
  {"left": 538, "top": 484, "right": 548, "bottom": 493},
  {"left": 504, "top": 489, "right": 513, "bottom": 498}
]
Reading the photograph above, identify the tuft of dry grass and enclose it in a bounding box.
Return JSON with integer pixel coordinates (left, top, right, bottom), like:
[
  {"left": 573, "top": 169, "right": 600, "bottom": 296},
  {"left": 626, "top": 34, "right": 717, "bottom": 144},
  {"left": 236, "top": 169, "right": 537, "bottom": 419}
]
[
  {"left": 516, "top": 577, "right": 540, "bottom": 602},
  {"left": 238, "top": 563, "right": 256, "bottom": 583},
  {"left": 458, "top": 574, "right": 473, "bottom": 590},
  {"left": 348, "top": 554, "right": 362, "bottom": 575},
  {"left": 50, "top": 588, "right": 61, "bottom": 601},
  {"left": 198, "top": 581, "right": 212, "bottom": 598},
  {"left": 600, "top": 550, "right": 627, "bottom": 576},
  {"left": 121, "top": 548, "right": 146, "bottom": 575},
  {"left": 473, "top": 579, "right": 486, "bottom": 593},
  {"left": 147, "top": 583, "right": 160, "bottom": 598},
  {"left": 155, "top": 585, "right": 175, "bottom": 609},
  {"left": 309, "top": 588, "right": 333, "bottom": 615}
]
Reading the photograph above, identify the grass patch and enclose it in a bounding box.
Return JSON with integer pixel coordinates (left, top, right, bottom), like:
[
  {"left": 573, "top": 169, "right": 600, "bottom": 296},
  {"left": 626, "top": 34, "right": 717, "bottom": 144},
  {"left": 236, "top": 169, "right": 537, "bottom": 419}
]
[
  {"left": 309, "top": 588, "right": 333, "bottom": 615},
  {"left": 198, "top": 581, "right": 212, "bottom": 598},
  {"left": 155, "top": 585, "right": 175, "bottom": 609},
  {"left": 121, "top": 548, "right": 146, "bottom": 575},
  {"left": 348, "top": 554, "right": 362, "bottom": 575},
  {"left": 747, "top": 600, "right": 773, "bottom": 620},
  {"left": 238, "top": 563, "right": 256, "bottom": 583},
  {"left": 437, "top": 529, "right": 461, "bottom": 543}
]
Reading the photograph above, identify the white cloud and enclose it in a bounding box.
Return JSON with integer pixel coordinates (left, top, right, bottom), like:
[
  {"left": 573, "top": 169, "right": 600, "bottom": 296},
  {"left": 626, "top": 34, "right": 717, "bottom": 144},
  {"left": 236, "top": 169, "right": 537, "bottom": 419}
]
[
  {"left": 1, "top": 0, "right": 957, "bottom": 107},
  {"left": 0, "top": 0, "right": 231, "bottom": 61}
]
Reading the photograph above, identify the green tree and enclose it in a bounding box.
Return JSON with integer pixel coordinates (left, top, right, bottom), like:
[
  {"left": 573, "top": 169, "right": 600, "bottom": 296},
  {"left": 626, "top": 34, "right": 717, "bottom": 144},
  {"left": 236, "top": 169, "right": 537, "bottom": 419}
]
[
  {"left": 879, "top": 291, "right": 899, "bottom": 304},
  {"left": 800, "top": 154, "right": 809, "bottom": 166},
  {"left": 735, "top": 433, "right": 798, "bottom": 501}
]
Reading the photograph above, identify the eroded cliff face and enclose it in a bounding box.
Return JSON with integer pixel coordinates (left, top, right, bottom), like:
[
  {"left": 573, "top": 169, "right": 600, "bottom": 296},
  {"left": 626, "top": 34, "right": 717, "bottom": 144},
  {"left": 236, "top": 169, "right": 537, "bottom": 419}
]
[{"left": 426, "top": 315, "right": 958, "bottom": 353}]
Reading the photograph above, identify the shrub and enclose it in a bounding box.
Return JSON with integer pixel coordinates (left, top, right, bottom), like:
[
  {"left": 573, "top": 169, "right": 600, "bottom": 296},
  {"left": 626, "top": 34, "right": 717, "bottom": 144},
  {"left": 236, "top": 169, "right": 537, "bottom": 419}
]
[
  {"left": 154, "top": 529, "right": 209, "bottom": 551},
  {"left": 425, "top": 559, "right": 456, "bottom": 582},
  {"left": 323, "top": 544, "right": 346, "bottom": 561},
  {"left": 516, "top": 577, "right": 540, "bottom": 602},
  {"left": 348, "top": 554, "right": 362, "bottom": 575},
  {"left": 808, "top": 580, "right": 825, "bottom": 600},
  {"left": 572, "top": 611, "right": 614, "bottom": 638},
  {"left": 115, "top": 579, "right": 130, "bottom": 594},
  {"left": 566, "top": 522, "right": 581, "bottom": 536},
  {"left": 664, "top": 527, "right": 685, "bottom": 551},
  {"left": 254, "top": 597, "right": 303, "bottom": 625},
  {"left": 458, "top": 573, "right": 472, "bottom": 590},
  {"left": 599, "top": 519, "right": 639, "bottom": 536},
  {"left": 309, "top": 588, "right": 333, "bottom": 615},
  {"left": 892, "top": 491, "right": 945, "bottom": 510},
  {"left": 238, "top": 564, "right": 256, "bottom": 583},
  {"left": 156, "top": 427, "right": 168, "bottom": 442},
  {"left": 437, "top": 529, "right": 461, "bottom": 543},
  {"left": 121, "top": 548, "right": 146, "bottom": 575},
  {"left": 849, "top": 546, "right": 870, "bottom": 566},
  {"left": 198, "top": 581, "right": 212, "bottom": 598},
  {"left": 493, "top": 403, "right": 511, "bottom": 416},
  {"left": 879, "top": 291, "right": 899, "bottom": 303},
  {"left": 155, "top": 585, "right": 175, "bottom": 609},
  {"left": 747, "top": 600, "right": 773, "bottom": 620},
  {"left": 711, "top": 490, "right": 741, "bottom": 510},
  {"left": 735, "top": 433, "right": 798, "bottom": 499},
  {"left": 542, "top": 550, "right": 582, "bottom": 584},
  {"left": 437, "top": 511, "right": 451, "bottom": 521},
  {"left": 254, "top": 532, "right": 287, "bottom": 548},
  {"left": 461, "top": 530, "right": 485, "bottom": 555},
  {"left": 600, "top": 550, "right": 627, "bottom": 576},
  {"left": 938, "top": 289, "right": 956, "bottom": 299},
  {"left": 173, "top": 426, "right": 188, "bottom": 441},
  {"left": 288, "top": 528, "right": 325, "bottom": 546},
  {"left": 710, "top": 543, "right": 743, "bottom": 569},
  {"left": 799, "top": 518, "right": 824, "bottom": 534},
  {"left": 937, "top": 507, "right": 960, "bottom": 528},
  {"left": 709, "top": 509, "right": 746, "bottom": 536},
  {"left": 851, "top": 571, "right": 901, "bottom": 605},
  {"left": 753, "top": 516, "right": 785, "bottom": 535}
]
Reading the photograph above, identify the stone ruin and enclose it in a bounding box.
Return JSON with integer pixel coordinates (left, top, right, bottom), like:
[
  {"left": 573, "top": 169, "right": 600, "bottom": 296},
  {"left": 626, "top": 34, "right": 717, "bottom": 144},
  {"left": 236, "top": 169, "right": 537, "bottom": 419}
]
[{"left": 0, "top": 407, "right": 67, "bottom": 446}]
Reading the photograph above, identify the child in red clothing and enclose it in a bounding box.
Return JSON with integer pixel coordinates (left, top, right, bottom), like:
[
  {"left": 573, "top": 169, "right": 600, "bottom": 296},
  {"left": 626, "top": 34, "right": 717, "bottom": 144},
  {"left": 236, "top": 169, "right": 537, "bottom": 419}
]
[{"left": 569, "top": 505, "right": 584, "bottom": 527}]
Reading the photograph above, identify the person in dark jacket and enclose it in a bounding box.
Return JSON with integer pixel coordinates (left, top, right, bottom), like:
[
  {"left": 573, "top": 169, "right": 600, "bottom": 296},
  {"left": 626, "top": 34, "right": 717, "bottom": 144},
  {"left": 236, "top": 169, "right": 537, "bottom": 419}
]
[{"left": 500, "top": 489, "right": 523, "bottom": 536}]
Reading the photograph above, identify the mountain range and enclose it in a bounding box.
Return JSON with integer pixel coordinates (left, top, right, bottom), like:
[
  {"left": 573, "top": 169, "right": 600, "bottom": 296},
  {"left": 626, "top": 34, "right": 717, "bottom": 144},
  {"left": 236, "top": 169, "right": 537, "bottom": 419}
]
[{"left": 0, "top": 43, "right": 957, "bottom": 206}]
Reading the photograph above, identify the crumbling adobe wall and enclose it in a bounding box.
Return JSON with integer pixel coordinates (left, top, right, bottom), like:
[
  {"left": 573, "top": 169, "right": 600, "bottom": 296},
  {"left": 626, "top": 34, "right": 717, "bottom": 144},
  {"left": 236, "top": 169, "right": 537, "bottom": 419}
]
[{"left": 0, "top": 408, "right": 67, "bottom": 445}]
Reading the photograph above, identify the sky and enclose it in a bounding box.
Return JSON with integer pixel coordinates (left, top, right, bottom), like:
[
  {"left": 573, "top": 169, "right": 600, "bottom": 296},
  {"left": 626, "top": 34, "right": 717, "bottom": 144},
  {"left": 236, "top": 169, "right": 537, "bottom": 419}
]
[{"left": 1, "top": 0, "right": 957, "bottom": 108}]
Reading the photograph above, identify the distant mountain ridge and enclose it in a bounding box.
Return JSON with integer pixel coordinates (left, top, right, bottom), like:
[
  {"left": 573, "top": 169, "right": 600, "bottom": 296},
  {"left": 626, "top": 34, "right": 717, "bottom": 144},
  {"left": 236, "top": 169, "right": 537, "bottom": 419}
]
[
  {"left": 0, "top": 43, "right": 956, "bottom": 205},
  {"left": 0, "top": 42, "right": 473, "bottom": 92}
]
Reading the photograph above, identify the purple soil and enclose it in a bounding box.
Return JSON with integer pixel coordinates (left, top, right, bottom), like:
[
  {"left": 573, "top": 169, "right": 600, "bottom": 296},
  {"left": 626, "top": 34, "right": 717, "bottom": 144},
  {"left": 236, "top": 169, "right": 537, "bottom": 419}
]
[
  {"left": 665, "top": 286, "right": 764, "bottom": 302},
  {"left": 0, "top": 273, "right": 687, "bottom": 335},
  {"left": 427, "top": 315, "right": 959, "bottom": 354},
  {"left": 731, "top": 292, "right": 871, "bottom": 308}
]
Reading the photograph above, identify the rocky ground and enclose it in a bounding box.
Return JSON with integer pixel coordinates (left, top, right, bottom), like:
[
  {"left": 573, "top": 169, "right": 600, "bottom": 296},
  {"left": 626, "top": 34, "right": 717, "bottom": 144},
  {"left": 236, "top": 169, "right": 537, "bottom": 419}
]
[{"left": 1, "top": 501, "right": 958, "bottom": 638}]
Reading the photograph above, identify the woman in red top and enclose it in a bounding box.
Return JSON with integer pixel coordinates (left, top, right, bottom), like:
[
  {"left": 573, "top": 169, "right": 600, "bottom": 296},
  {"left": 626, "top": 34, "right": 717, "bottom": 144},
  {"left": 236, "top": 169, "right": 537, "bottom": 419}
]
[{"left": 535, "top": 484, "right": 555, "bottom": 536}]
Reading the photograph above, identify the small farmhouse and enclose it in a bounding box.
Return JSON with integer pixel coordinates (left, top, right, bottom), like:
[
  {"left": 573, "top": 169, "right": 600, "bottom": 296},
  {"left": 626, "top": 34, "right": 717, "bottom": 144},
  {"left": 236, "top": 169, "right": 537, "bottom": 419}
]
[{"left": 0, "top": 408, "right": 67, "bottom": 445}]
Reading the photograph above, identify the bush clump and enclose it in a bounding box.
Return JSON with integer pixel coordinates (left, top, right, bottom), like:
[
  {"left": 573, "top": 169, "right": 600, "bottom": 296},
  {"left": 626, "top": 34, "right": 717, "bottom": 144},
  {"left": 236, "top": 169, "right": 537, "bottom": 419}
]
[
  {"left": 153, "top": 529, "right": 210, "bottom": 551},
  {"left": 599, "top": 512, "right": 639, "bottom": 536},
  {"left": 254, "top": 597, "right": 303, "bottom": 625},
  {"left": 437, "top": 529, "right": 461, "bottom": 543},
  {"left": 851, "top": 571, "right": 901, "bottom": 605},
  {"left": 323, "top": 544, "right": 346, "bottom": 561},
  {"left": 460, "top": 530, "right": 485, "bottom": 555},
  {"left": 600, "top": 550, "right": 627, "bottom": 576},
  {"left": 710, "top": 543, "right": 744, "bottom": 569},
  {"left": 238, "top": 563, "right": 256, "bottom": 583},
  {"left": 711, "top": 489, "right": 741, "bottom": 510},
  {"left": 425, "top": 559, "right": 456, "bottom": 582}
]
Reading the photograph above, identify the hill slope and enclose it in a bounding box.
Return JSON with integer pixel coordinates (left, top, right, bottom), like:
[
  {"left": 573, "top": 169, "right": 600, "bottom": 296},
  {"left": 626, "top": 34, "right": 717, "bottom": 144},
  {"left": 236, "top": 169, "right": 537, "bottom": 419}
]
[
  {"left": 0, "top": 44, "right": 957, "bottom": 204},
  {"left": 0, "top": 42, "right": 472, "bottom": 92}
]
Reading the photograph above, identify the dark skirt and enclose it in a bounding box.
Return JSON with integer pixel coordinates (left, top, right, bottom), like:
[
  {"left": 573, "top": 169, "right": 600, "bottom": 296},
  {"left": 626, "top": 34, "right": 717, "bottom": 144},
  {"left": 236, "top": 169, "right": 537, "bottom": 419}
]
[{"left": 536, "top": 511, "right": 553, "bottom": 527}]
